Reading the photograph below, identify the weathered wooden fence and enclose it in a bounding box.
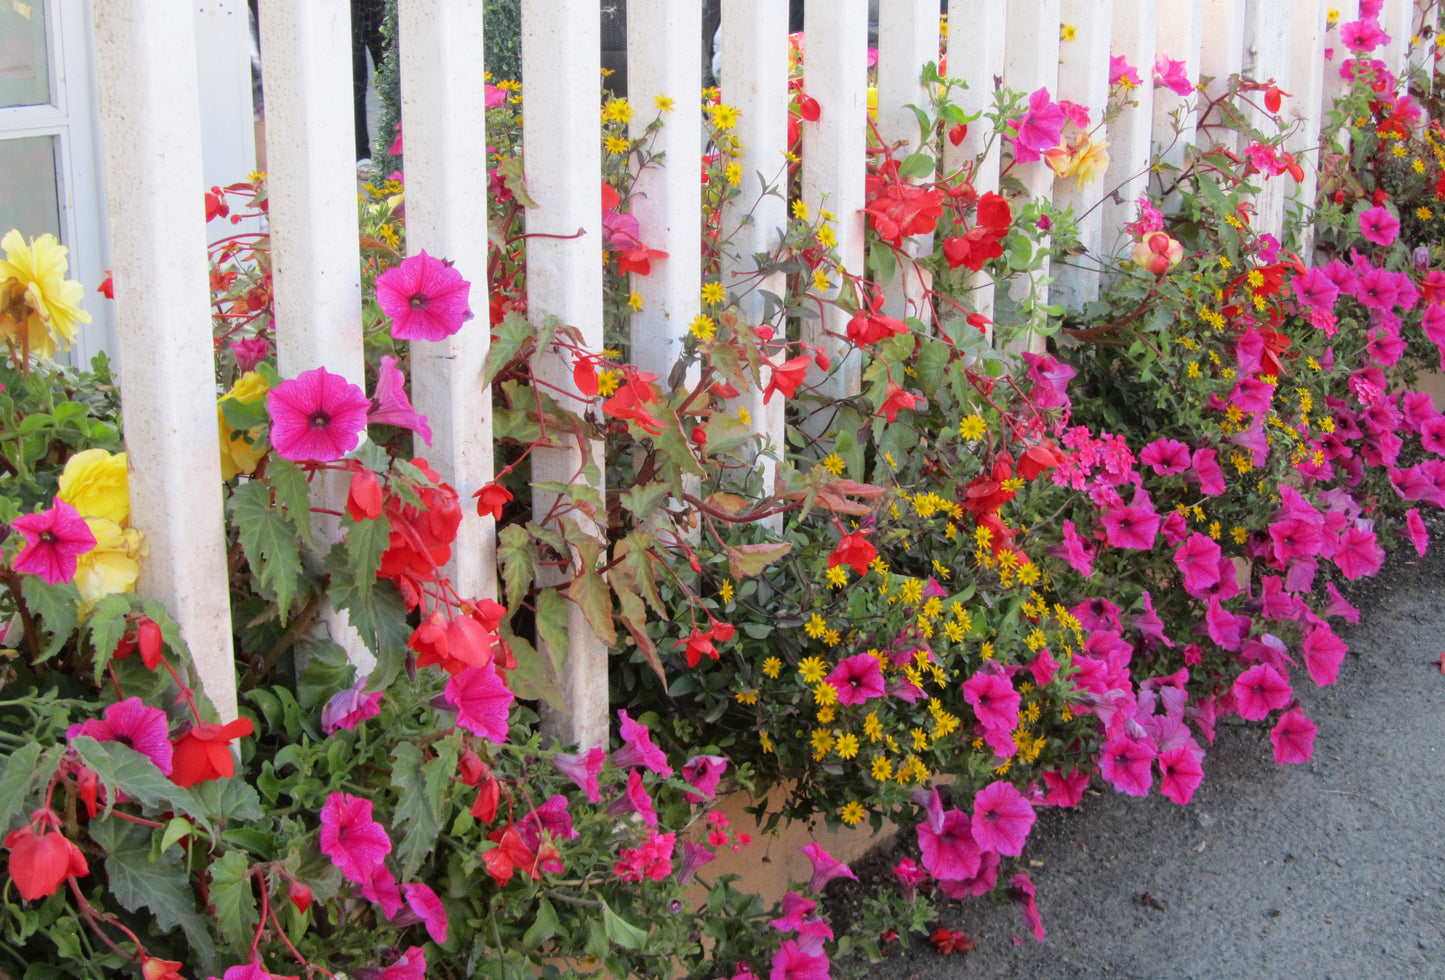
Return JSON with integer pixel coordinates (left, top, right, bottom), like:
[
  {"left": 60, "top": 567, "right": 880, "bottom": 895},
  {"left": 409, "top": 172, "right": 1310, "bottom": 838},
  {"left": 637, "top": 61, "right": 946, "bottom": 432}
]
[{"left": 91, "top": 0, "right": 1435, "bottom": 745}]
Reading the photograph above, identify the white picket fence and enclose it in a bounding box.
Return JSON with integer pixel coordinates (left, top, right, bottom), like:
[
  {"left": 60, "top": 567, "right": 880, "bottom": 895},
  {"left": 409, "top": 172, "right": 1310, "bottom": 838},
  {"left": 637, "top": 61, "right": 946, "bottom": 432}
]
[{"left": 90, "top": 0, "right": 1433, "bottom": 745}]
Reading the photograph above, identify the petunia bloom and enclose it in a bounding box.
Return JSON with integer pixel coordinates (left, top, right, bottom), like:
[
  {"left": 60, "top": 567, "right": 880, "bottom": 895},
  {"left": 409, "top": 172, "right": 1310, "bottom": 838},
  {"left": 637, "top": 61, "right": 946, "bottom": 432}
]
[
  {"left": 554, "top": 746, "right": 607, "bottom": 802},
  {"left": 445, "top": 666, "right": 514, "bottom": 743},
  {"left": 1232, "top": 664, "right": 1293, "bottom": 720},
  {"left": 69, "top": 697, "right": 174, "bottom": 775},
  {"left": 612, "top": 709, "right": 673, "bottom": 777},
  {"left": 1271, "top": 708, "right": 1318, "bottom": 764},
  {"left": 682, "top": 754, "right": 728, "bottom": 803},
  {"left": 319, "top": 792, "right": 392, "bottom": 884},
  {"left": 1009, "top": 872, "right": 1046, "bottom": 942},
  {"left": 1358, "top": 205, "right": 1400, "bottom": 246},
  {"left": 321, "top": 676, "right": 384, "bottom": 734},
  {"left": 375, "top": 250, "right": 473, "bottom": 341},
  {"left": 369, "top": 355, "right": 433, "bottom": 446},
  {"left": 1010, "top": 88, "right": 1066, "bottom": 163},
  {"left": 971, "top": 780, "right": 1035, "bottom": 855},
  {"left": 266, "top": 367, "right": 370, "bottom": 461},
  {"left": 11, "top": 498, "right": 96, "bottom": 586},
  {"left": 917, "top": 807, "right": 982, "bottom": 881},
  {"left": 824, "top": 654, "right": 886, "bottom": 706},
  {"left": 801, "top": 841, "right": 856, "bottom": 893},
  {"left": 401, "top": 882, "right": 449, "bottom": 943},
  {"left": 963, "top": 670, "right": 1021, "bottom": 732}
]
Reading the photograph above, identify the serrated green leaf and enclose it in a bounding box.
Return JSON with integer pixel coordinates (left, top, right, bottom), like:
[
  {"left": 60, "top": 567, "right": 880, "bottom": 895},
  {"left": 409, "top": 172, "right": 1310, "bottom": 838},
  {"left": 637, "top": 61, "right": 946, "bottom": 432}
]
[
  {"left": 618, "top": 481, "right": 672, "bottom": 522},
  {"left": 0, "top": 743, "right": 46, "bottom": 835},
  {"left": 390, "top": 740, "right": 457, "bottom": 878},
  {"left": 294, "top": 638, "right": 356, "bottom": 712},
  {"left": 534, "top": 587, "right": 571, "bottom": 667},
  {"left": 192, "top": 775, "right": 266, "bottom": 823},
  {"left": 85, "top": 593, "right": 138, "bottom": 683},
  {"left": 228, "top": 479, "right": 304, "bottom": 622},
  {"left": 266, "top": 458, "right": 318, "bottom": 549},
  {"left": 724, "top": 541, "right": 792, "bottom": 578},
  {"left": 340, "top": 508, "right": 392, "bottom": 604},
  {"left": 91, "top": 818, "right": 216, "bottom": 973},
  {"left": 19, "top": 576, "right": 80, "bottom": 662},
  {"left": 326, "top": 560, "right": 411, "bottom": 692},
  {"left": 483, "top": 312, "right": 537, "bottom": 386},
  {"left": 503, "top": 632, "right": 568, "bottom": 713},
  {"left": 568, "top": 570, "right": 616, "bottom": 647},
  {"left": 208, "top": 849, "right": 260, "bottom": 952},
  {"left": 219, "top": 394, "right": 270, "bottom": 434},
  {"left": 524, "top": 897, "right": 559, "bottom": 948},
  {"left": 602, "top": 902, "right": 650, "bottom": 949},
  {"left": 70, "top": 737, "right": 213, "bottom": 836},
  {"left": 496, "top": 524, "right": 537, "bottom": 616}
]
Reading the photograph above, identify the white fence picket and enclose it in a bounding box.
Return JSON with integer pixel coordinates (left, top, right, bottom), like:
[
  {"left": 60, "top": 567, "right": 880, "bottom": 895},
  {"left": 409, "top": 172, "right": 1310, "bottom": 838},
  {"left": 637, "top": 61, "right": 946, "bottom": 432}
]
[
  {"left": 1053, "top": 0, "right": 1113, "bottom": 310},
  {"left": 521, "top": 0, "right": 608, "bottom": 750},
  {"left": 802, "top": 0, "right": 869, "bottom": 400},
  {"left": 1245, "top": 0, "right": 1296, "bottom": 239},
  {"left": 1200, "top": 0, "right": 1251, "bottom": 155},
  {"left": 398, "top": 0, "right": 497, "bottom": 602},
  {"left": 1102, "top": 0, "right": 1158, "bottom": 255},
  {"left": 91, "top": 0, "right": 238, "bottom": 722},
  {"left": 1289, "top": 0, "right": 1330, "bottom": 254},
  {"left": 1154, "top": 0, "right": 1206, "bottom": 193}
]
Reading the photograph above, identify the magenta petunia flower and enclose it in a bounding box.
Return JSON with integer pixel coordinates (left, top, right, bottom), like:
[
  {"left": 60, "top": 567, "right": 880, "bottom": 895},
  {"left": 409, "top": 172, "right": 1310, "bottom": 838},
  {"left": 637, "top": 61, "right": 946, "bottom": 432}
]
[
  {"left": 1099, "top": 733, "right": 1155, "bottom": 797},
  {"left": 1358, "top": 205, "right": 1400, "bottom": 246},
  {"left": 321, "top": 676, "right": 383, "bottom": 735},
  {"left": 553, "top": 746, "right": 607, "bottom": 802},
  {"left": 1269, "top": 516, "right": 1325, "bottom": 564},
  {"left": 1156, "top": 745, "right": 1204, "bottom": 805},
  {"left": 962, "top": 670, "right": 1020, "bottom": 731},
  {"left": 1232, "top": 664, "right": 1293, "bottom": 720},
  {"left": 1292, "top": 266, "right": 1340, "bottom": 310},
  {"left": 823, "top": 653, "right": 885, "bottom": 706},
  {"left": 1140, "top": 438, "right": 1191, "bottom": 475},
  {"left": 402, "top": 882, "right": 448, "bottom": 943},
  {"left": 1303, "top": 625, "right": 1348, "bottom": 686},
  {"left": 1153, "top": 53, "right": 1193, "bottom": 95},
  {"left": 517, "top": 794, "right": 580, "bottom": 854},
  {"left": 11, "top": 498, "right": 96, "bottom": 585},
  {"left": 230, "top": 336, "right": 270, "bottom": 373},
  {"left": 445, "top": 666, "right": 514, "bottom": 743},
  {"left": 319, "top": 792, "right": 392, "bottom": 884},
  {"left": 1271, "top": 708, "right": 1318, "bottom": 764},
  {"left": 1132, "top": 589, "right": 1174, "bottom": 647},
  {"left": 771, "top": 890, "right": 817, "bottom": 932},
  {"left": 937, "top": 848, "right": 1001, "bottom": 899},
  {"left": 1334, "top": 526, "right": 1384, "bottom": 579},
  {"left": 266, "top": 367, "right": 370, "bottom": 461},
  {"left": 375, "top": 250, "right": 474, "bottom": 341},
  {"left": 1340, "top": 18, "right": 1391, "bottom": 53},
  {"left": 1070, "top": 596, "right": 1123, "bottom": 631},
  {"left": 1009, "top": 872, "right": 1045, "bottom": 942},
  {"left": 612, "top": 709, "right": 672, "bottom": 777},
  {"left": 677, "top": 840, "right": 716, "bottom": 885},
  {"left": 801, "top": 841, "right": 856, "bottom": 893},
  {"left": 1109, "top": 54, "right": 1141, "bottom": 87},
  {"left": 69, "top": 697, "right": 174, "bottom": 775},
  {"left": 360, "top": 861, "right": 404, "bottom": 917},
  {"left": 1048, "top": 518, "right": 1094, "bottom": 575},
  {"left": 771, "top": 938, "right": 830, "bottom": 980},
  {"left": 892, "top": 858, "right": 928, "bottom": 900},
  {"left": 1174, "top": 533, "right": 1223, "bottom": 596},
  {"left": 1101, "top": 491, "right": 1160, "bottom": 550},
  {"left": 1042, "top": 768, "right": 1089, "bottom": 808},
  {"left": 1009, "top": 88, "right": 1066, "bottom": 164},
  {"left": 607, "top": 768, "right": 658, "bottom": 826},
  {"left": 1405, "top": 508, "right": 1429, "bottom": 557},
  {"left": 917, "top": 807, "right": 982, "bottom": 881},
  {"left": 1322, "top": 582, "right": 1360, "bottom": 624},
  {"left": 369, "top": 355, "right": 433, "bottom": 446},
  {"left": 681, "top": 754, "right": 728, "bottom": 803},
  {"left": 1027, "top": 648, "right": 1059, "bottom": 685},
  {"left": 213, "top": 960, "right": 297, "bottom": 980},
  {"left": 379, "top": 947, "right": 426, "bottom": 980},
  {"left": 971, "top": 781, "right": 1035, "bottom": 856}
]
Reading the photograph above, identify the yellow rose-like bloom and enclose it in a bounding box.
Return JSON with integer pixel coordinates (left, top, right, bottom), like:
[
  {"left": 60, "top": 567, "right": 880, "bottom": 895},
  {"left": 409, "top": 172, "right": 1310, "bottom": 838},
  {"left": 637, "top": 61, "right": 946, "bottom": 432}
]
[
  {"left": 218, "top": 370, "right": 271, "bottom": 479},
  {"left": 0, "top": 230, "right": 92, "bottom": 359},
  {"left": 73, "top": 518, "right": 147, "bottom": 604},
  {"left": 58, "top": 449, "right": 131, "bottom": 525},
  {"left": 1043, "top": 132, "right": 1111, "bottom": 185}
]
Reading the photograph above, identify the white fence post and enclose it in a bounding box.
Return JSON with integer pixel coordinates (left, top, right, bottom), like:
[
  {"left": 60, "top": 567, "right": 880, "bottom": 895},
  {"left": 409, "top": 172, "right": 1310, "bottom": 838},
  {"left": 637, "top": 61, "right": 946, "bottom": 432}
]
[
  {"left": 257, "top": 0, "right": 373, "bottom": 671},
  {"left": 1244, "top": 0, "right": 1295, "bottom": 239},
  {"left": 1154, "top": 0, "right": 1206, "bottom": 194},
  {"left": 945, "top": 0, "right": 1006, "bottom": 328},
  {"left": 877, "top": 0, "right": 942, "bottom": 325},
  {"left": 522, "top": 0, "right": 608, "bottom": 750},
  {"left": 802, "top": 0, "right": 868, "bottom": 399},
  {"left": 1102, "top": 0, "right": 1158, "bottom": 254},
  {"left": 720, "top": 0, "right": 789, "bottom": 506},
  {"left": 626, "top": 0, "right": 703, "bottom": 388},
  {"left": 92, "top": 0, "right": 238, "bottom": 722},
  {"left": 398, "top": 0, "right": 496, "bottom": 601},
  {"left": 1053, "top": 0, "right": 1113, "bottom": 311},
  {"left": 1199, "top": 0, "right": 1251, "bottom": 156},
  {"left": 1289, "top": 0, "right": 1330, "bottom": 255},
  {"left": 1004, "top": 0, "right": 1061, "bottom": 350}
]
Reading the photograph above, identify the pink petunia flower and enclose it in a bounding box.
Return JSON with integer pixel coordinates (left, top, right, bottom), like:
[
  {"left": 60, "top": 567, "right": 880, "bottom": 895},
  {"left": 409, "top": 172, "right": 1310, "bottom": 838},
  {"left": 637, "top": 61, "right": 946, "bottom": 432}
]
[
  {"left": 892, "top": 858, "right": 928, "bottom": 900},
  {"left": 801, "top": 841, "right": 856, "bottom": 893},
  {"left": 1271, "top": 708, "right": 1318, "bottom": 764},
  {"left": 369, "top": 355, "right": 433, "bottom": 446},
  {"left": 375, "top": 250, "right": 474, "bottom": 341},
  {"left": 824, "top": 654, "right": 886, "bottom": 706},
  {"left": 1156, "top": 745, "right": 1204, "bottom": 805},
  {"left": 379, "top": 947, "right": 426, "bottom": 980},
  {"left": 212, "top": 960, "right": 298, "bottom": 980},
  {"left": 771, "top": 938, "right": 830, "bottom": 980},
  {"left": 11, "top": 498, "right": 96, "bottom": 585},
  {"left": 553, "top": 746, "right": 607, "bottom": 802},
  {"left": 1358, "top": 205, "right": 1400, "bottom": 247},
  {"left": 963, "top": 670, "right": 1021, "bottom": 731},
  {"left": 1101, "top": 489, "right": 1160, "bottom": 550},
  {"left": 360, "top": 861, "right": 404, "bottom": 917},
  {"left": 1334, "top": 525, "right": 1384, "bottom": 579},
  {"left": 1232, "top": 664, "right": 1293, "bottom": 720},
  {"left": 69, "top": 697, "right": 174, "bottom": 775},
  {"left": 517, "top": 794, "right": 580, "bottom": 859},
  {"left": 681, "top": 754, "right": 728, "bottom": 803},
  {"left": 1174, "top": 533, "right": 1223, "bottom": 595},
  {"left": 1048, "top": 518, "right": 1094, "bottom": 575},
  {"left": 917, "top": 808, "right": 982, "bottom": 881},
  {"left": 1109, "top": 53, "right": 1141, "bottom": 87},
  {"left": 401, "top": 882, "right": 448, "bottom": 943},
  {"left": 677, "top": 840, "right": 716, "bottom": 885},
  {"left": 321, "top": 676, "right": 383, "bottom": 735},
  {"left": 771, "top": 890, "right": 817, "bottom": 932},
  {"left": 230, "top": 336, "right": 270, "bottom": 373},
  {"left": 319, "top": 792, "right": 392, "bottom": 884},
  {"left": 1010, "top": 88, "right": 1066, "bottom": 164},
  {"left": 612, "top": 710, "right": 673, "bottom": 777},
  {"left": 1009, "top": 872, "right": 1045, "bottom": 942},
  {"left": 1099, "top": 733, "right": 1155, "bottom": 796},
  {"left": 445, "top": 666, "right": 514, "bottom": 743},
  {"left": 971, "top": 781, "right": 1036, "bottom": 856},
  {"left": 1405, "top": 508, "right": 1429, "bottom": 557},
  {"left": 937, "top": 848, "right": 1001, "bottom": 899},
  {"left": 1042, "top": 768, "right": 1089, "bottom": 808},
  {"left": 1339, "top": 18, "right": 1391, "bottom": 52},
  {"left": 266, "top": 367, "right": 370, "bottom": 461},
  {"left": 607, "top": 769, "right": 658, "bottom": 826},
  {"left": 1140, "top": 438, "right": 1191, "bottom": 475},
  {"left": 1303, "top": 625, "right": 1348, "bottom": 686},
  {"left": 1153, "top": 54, "right": 1193, "bottom": 96}
]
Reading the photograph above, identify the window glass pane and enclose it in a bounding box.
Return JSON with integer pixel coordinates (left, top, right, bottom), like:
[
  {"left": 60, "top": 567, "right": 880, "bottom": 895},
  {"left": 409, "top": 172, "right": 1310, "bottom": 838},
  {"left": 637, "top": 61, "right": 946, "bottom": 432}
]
[
  {"left": 0, "top": 0, "right": 51, "bottom": 108},
  {"left": 0, "top": 136, "right": 61, "bottom": 240}
]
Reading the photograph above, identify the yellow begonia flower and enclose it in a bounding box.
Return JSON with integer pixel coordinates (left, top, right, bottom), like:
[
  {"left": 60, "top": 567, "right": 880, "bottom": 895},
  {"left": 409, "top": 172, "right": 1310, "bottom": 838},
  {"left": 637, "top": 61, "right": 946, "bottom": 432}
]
[
  {"left": 74, "top": 518, "right": 147, "bottom": 604},
  {"left": 1044, "top": 132, "right": 1111, "bottom": 186},
  {"left": 0, "top": 229, "right": 91, "bottom": 359},
  {"left": 58, "top": 449, "right": 131, "bottom": 525},
  {"left": 219, "top": 371, "right": 271, "bottom": 480}
]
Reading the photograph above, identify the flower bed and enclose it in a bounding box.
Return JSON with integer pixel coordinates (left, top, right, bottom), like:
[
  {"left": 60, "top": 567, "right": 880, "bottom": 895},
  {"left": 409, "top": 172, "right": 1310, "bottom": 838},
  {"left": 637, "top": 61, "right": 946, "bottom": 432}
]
[{"left": 4, "top": 8, "right": 1445, "bottom": 978}]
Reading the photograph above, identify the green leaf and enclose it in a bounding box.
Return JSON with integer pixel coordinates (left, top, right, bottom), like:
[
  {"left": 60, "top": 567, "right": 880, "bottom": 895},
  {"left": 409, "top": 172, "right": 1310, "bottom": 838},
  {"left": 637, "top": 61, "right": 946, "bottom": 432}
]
[
  {"left": 724, "top": 541, "right": 792, "bottom": 579},
  {"left": 496, "top": 523, "right": 538, "bottom": 616},
  {"left": 85, "top": 593, "right": 138, "bottom": 683},
  {"left": 19, "top": 576, "right": 80, "bottom": 662},
  {"left": 160, "top": 817, "right": 193, "bottom": 854},
  {"left": 524, "top": 897, "right": 560, "bottom": 948},
  {"left": 266, "top": 458, "right": 318, "bottom": 549},
  {"left": 568, "top": 570, "right": 617, "bottom": 647},
  {"left": 294, "top": 638, "right": 356, "bottom": 712},
  {"left": 70, "top": 737, "right": 213, "bottom": 835},
  {"left": 192, "top": 775, "right": 266, "bottom": 823},
  {"left": 534, "top": 586, "right": 572, "bottom": 669},
  {"left": 326, "top": 564, "right": 411, "bottom": 692},
  {"left": 0, "top": 743, "right": 47, "bottom": 835},
  {"left": 898, "top": 150, "right": 936, "bottom": 180},
  {"left": 483, "top": 312, "right": 537, "bottom": 386},
  {"left": 602, "top": 902, "right": 650, "bottom": 949},
  {"left": 207, "top": 849, "right": 260, "bottom": 952},
  {"left": 503, "top": 631, "right": 569, "bottom": 713},
  {"left": 340, "top": 508, "right": 392, "bottom": 604},
  {"left": 228, "top": 479, "right": 304, "bottom": 622},
  {"left": 219, "top": 394, "right": 270, "bottom": 434},
  {"left": 390, "top": 740, "right": 457, "bottom": 878},
  {"left": 91, "top": 818, "right": 216, "bottom": 973},
  {"left": 618, "top": 481, "right": 672, "bottom": 522}
]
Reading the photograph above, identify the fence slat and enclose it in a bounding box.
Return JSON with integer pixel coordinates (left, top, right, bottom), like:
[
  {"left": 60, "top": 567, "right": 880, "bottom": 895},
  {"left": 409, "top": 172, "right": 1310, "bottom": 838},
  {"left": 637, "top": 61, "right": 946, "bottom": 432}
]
[
  {"left": 1154, "top": 0, "right": 1207, "bottom": 187},
  {"left": 1004, "top": 0, "right": 1061, "bottom": 350},
  {"left": 627, "top": 0, "right": 703, "bottom": 387},
  {"left": 1244, "top": 0, "right": 1296, "bottom": 238},
  {"left": 1102, "top": 0, "right": 1158, "bottom": 254},
  {"left": 945, "top": 0, "right": 1006, "bottom": 327},
  {"left": 1053, "top": 0, "right": 1113, "bottom": 310},
  {"left": 1200, "top": 0, "right": 1250, "bottom": 155},
  {"left": 398, "top": 0, "right": 496, "bottom": 601},
  {"left": 877, "top": 0, "right": 942, "bottom": 324},
  {"left": 720, "top": 0, "right": 789, "bottom": 508},
  {"left": 1381, "top": 0, "right": 1416, "bottom": 76},
  {"left": 257, "top": 0, "right": 373, "bottom": 671},
  {"left": 521, "top": 0, "right": 607, "bottom": 750},
  {"left": 92, "top": 0, "right": 238, "bottom": 722},
  {"left": 1289, "top": 0, "right": 1330, "bottom": 255},
  {"left": 802, "top": 0, "right": 869, "bottom": 399}
]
